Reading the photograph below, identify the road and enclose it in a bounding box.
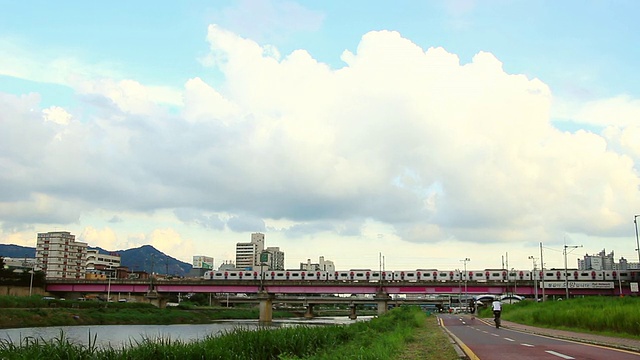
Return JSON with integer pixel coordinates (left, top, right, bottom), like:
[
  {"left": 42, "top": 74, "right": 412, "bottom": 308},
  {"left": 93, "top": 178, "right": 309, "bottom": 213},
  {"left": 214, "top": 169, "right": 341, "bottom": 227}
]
[{"left": 439, "top": 314, "right": 640, "bottom": 359}]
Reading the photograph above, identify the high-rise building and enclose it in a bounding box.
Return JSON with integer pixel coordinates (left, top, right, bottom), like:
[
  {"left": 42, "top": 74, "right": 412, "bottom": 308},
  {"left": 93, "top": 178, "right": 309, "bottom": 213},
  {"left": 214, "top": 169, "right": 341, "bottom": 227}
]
[
  {"left": 578, "top": 249, "right": 626, "bottom": 270},
  {"left": 265, "top": 246, "right": 285, "bottom": 270},
  {"left": 35, "top": 231, "right": 87, "bottom": 279},
  {"left": 235, "top": 233, "right": 265, "bottom": 270}
]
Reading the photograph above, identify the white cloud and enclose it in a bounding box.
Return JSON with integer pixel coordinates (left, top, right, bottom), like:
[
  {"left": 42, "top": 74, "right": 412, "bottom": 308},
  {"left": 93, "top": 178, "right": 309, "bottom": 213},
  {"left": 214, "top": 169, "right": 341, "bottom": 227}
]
[
  {"left": 80, "top": 226, "right": 120, "bottom": 251},
  {"left": 42, "top": 106, "right": 72, "bottom": 125},
  {"left": 553, "top": 95, "right": 640, "bottom": 130},
  {"left": 1, "top": 27, "right": 639, "bottom": 270}
]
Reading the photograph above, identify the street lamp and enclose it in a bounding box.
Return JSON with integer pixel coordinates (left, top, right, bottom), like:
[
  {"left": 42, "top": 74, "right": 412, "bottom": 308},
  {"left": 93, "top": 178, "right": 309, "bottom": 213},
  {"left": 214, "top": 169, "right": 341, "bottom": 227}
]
[
  {"left": 259, "top": 251, "right": 269, "bottom": 292},
  {"left": 563, "top": 244, "right": 582, "bottom": 300},
  {"left": 460, "top": 258, "right": 470, "bottom": 306},
  {"left": 528, "top": 256, "right": 538, "bottom": 301}
]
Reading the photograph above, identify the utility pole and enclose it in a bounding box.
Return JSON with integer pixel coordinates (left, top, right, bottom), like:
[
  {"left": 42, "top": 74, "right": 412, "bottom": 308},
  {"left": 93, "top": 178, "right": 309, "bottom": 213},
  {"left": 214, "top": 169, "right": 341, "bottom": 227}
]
[
  {"left": 540, "top": 242, "right": 545, "bottom": 302},
  {"left": 528, "top": 256, "right": 538, "bottom": 301},
  {"left": 563, "top": 244, "right": 582, "bottom": 300}
]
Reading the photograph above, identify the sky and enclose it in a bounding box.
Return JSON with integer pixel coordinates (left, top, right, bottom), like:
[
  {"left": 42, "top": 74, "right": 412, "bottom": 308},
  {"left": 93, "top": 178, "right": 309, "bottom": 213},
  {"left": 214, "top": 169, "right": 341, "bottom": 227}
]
[{"left": 1, "top": 1, "right": 639, "bottom": 273}]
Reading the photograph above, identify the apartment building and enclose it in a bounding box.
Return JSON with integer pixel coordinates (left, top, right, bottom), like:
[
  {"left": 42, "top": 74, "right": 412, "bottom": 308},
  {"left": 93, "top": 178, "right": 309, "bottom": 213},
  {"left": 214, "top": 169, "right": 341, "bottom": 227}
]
[
  {"left": 35, "top": 231, "right": 87, "bottom": 279},
  {"left": 86, "top": 249, "right": 121, "bottom": 278},
  {"left": 235, "top": 232, "right": 265, "bottom": 270}
]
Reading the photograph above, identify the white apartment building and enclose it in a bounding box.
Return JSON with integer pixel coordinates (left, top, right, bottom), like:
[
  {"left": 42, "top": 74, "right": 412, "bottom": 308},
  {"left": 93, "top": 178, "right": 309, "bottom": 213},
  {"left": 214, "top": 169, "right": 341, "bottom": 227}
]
[
  {"left": 578, "top": 249, "right": 637, "bottom": 270},
  {"left": 235, "top": 233, "right": 265, "bottom": 270},
  {"left": 86, "top": 249, "right": 121, "bottom": 277},
  {"left": 35, "top": 231, "right": 87, "bottom": 279}
]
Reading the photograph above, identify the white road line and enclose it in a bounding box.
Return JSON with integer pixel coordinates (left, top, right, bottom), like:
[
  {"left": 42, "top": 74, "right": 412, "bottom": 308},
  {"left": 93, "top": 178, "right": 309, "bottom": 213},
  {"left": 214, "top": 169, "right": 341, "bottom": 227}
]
[
  {"left": 521, "top": 343, "right": 534, "bottom": 347},
  {"left": 545, "top": 350, "right": 575, "bottom": 359},
  {"left": 504, "top": 337, "right": 515, "bottom": 342},
  {"left": 491, "top": 333, "right": 500, "bottom": 337}
]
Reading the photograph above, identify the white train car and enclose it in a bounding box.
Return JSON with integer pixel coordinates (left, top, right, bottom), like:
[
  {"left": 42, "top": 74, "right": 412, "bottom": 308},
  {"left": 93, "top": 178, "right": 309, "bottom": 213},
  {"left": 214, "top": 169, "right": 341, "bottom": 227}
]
[
  {"left": 414, "top": 269, "right": 439, "bottom": 282},
  {"left": 328, "top": 269, "right": 389, "bottom": 281}
]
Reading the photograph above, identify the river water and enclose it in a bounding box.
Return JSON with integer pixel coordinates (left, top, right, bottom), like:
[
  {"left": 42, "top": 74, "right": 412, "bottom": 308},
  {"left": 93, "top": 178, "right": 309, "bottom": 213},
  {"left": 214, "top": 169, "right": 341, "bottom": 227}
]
[{"left": 0, "top": 316, "right": 373, "bottom": 349}]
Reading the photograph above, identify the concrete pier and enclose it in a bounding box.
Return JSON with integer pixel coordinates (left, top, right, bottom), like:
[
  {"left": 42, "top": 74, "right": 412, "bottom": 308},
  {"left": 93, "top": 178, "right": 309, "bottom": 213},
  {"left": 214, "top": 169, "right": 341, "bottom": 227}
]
[
  {"left": 374, "top": 290, "right": 392, "bottom": 316},
  {"left": 257, "top": 290, "right": 274, "bottom": 323},
  {"left": 304, "top": 303, "right": 315, "bottom": 318}
]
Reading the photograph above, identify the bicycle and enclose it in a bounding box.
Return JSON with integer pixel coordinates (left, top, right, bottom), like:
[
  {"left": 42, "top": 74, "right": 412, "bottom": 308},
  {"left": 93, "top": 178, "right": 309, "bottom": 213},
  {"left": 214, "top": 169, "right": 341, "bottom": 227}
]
[{"left": 493, "top": 310, "right": 501, "bottom": 329}]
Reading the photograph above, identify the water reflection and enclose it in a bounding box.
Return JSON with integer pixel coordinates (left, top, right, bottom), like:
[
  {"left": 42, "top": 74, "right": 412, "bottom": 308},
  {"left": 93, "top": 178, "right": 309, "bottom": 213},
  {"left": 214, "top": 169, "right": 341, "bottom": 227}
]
[{"left": 0, "top": 316, "right": 373, "bottom": 349}]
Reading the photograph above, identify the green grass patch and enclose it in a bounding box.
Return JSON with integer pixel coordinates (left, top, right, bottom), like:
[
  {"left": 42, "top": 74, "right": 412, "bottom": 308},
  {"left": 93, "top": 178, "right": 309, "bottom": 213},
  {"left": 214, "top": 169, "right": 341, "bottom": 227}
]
[{"left": 480, "top": 296, "right": 640, "bottom": 337}]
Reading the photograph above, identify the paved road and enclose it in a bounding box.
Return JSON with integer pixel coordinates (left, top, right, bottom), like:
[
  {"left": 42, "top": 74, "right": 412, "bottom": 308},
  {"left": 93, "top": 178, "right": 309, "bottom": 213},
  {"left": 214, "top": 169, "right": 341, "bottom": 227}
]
[{"left": 439, "top": 314, "right": 640, "bottom": 359}]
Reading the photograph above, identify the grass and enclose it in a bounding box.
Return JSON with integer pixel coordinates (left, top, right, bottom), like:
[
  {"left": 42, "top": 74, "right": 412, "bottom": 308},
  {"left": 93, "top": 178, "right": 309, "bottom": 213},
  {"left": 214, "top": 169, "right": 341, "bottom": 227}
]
[
  {"left": 0, "top": 306, "right": 460, "bottom": 359},
  {"left": 480, "top": 296, "right": 640, "bottom": 337}
]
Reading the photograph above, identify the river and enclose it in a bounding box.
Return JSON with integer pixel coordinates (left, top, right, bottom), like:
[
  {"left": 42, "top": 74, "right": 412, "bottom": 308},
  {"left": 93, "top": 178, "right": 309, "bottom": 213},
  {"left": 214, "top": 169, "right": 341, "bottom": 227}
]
[{"left": 0, "top": 316, "right": 373, "bottom": 349}]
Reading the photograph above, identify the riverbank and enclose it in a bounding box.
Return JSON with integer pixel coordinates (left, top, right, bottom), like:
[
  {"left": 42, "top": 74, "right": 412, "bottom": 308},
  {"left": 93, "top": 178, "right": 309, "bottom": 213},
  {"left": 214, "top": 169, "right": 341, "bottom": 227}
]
[
  {"left": 0, "top": 306, "right": 302, "bottom": 329},
  {"left": 0, "top": 306, "right": 460, "bottom": 359}
]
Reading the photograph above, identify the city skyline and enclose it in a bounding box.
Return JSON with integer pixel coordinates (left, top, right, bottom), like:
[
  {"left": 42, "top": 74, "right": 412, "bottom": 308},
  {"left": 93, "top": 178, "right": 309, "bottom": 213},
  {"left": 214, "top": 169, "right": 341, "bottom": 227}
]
[{"left": 1, "top": 2, "right": 639, "bottom": 271}]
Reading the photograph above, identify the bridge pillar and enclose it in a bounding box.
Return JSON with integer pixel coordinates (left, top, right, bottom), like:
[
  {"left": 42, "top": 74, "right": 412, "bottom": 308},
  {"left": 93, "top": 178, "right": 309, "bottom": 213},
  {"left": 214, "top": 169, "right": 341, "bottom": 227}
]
[
  {"left": 304, "top": 303, "right": 315, "bottom": 318},
  {"left": 374, "top": 291, "right": 392, "bottom": 316},
  {"left": 144, "top": 290, "right": 168, "bottom": 308},
  {"left": 349, "top": 304, "right": 357, "bottom": 320},
  {"left": 257, "top": 290, "right": 274, "bottom": 324}
]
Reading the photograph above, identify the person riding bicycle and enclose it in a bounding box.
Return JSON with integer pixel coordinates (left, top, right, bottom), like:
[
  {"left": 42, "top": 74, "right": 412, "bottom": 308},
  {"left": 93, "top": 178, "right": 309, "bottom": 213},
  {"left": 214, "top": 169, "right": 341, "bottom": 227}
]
[{"left": 492, "top": 299, "right": 502, "bottom": 327}]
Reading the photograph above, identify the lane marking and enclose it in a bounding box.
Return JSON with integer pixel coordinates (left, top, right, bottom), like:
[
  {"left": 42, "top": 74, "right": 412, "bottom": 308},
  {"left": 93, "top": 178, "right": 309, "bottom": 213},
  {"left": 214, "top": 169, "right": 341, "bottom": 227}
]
[
  {"left": 521, "top": 343, "right": 534, "bottom": 347},
  {"left": 545, "top": 350, "right": 574, "bottom": 359},
  {"left": 504, "top": 337, "right": 515, "bottom": 342},
  {"left": 491, "top": 333, "right": 500, "bottom": 337}
]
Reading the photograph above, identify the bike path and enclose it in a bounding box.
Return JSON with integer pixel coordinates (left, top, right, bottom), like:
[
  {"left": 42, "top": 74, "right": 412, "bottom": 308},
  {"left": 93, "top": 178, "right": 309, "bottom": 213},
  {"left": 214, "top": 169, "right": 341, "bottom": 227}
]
[{"left": 439, "top": 314, "right": 640, "bottom": 359}]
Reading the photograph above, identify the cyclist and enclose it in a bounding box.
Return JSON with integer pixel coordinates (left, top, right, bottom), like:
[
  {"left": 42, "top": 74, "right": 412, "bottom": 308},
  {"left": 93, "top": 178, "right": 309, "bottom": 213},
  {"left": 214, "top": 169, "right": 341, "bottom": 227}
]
[{"left": 492, "top": 299, "right": 502, "bottom": 328}]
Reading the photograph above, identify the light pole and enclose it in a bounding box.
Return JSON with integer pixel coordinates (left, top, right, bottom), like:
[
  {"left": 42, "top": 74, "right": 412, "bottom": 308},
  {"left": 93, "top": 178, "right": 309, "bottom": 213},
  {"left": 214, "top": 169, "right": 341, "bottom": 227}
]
[
  {"left": 563, "top": 244, "right": 582, "bottom": 300},
  {"left": 634, "top": 215, "right": 640, "bottom": 264},
  {"left": 259, "top": 251, "right": 269, "bottom": 292},
  {"left": 528, "top": 256, "right": 538, "bottom": 301},
  {"left": 460, "top": 258, "right": 470, "bottom": 307}
]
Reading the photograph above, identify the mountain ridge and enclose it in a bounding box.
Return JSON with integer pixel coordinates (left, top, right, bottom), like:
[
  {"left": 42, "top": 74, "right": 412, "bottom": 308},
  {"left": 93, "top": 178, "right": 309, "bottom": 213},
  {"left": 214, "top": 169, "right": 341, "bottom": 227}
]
[{"left": 0, "top": 244, "right": 192, "bottom": 277}]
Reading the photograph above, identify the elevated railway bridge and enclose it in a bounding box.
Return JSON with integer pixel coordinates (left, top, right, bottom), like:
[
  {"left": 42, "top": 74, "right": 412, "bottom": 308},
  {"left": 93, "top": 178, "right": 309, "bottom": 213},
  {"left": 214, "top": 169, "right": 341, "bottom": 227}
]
[{"left": 45, "top": 278, "right": 632, "bottom": 322}]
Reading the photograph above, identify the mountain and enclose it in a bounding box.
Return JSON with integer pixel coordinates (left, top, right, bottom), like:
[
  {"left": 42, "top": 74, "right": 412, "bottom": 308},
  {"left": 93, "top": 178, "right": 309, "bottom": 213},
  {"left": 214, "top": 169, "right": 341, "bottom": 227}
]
[
  {"left": 114, "top": 245, "right": 192, "bottom": 277},
  {"left": 0, "top": 244, "right": 192, "bottom": 277},
  {"left": 0, "top": 244, "right": 35, "bottom": 259}
]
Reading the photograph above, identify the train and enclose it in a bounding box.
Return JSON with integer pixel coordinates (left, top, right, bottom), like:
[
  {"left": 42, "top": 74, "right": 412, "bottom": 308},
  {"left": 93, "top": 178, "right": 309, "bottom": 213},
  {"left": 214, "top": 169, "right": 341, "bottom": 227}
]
[{"left": 203, "top": 268, "right": 640, "bottom": 282}]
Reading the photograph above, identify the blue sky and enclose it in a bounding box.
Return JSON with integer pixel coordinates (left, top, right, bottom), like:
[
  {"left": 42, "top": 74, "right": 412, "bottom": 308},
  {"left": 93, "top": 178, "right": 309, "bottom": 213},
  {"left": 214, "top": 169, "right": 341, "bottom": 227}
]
[{"left": 1, "top": 1, "right": 639, "bottom": 271}]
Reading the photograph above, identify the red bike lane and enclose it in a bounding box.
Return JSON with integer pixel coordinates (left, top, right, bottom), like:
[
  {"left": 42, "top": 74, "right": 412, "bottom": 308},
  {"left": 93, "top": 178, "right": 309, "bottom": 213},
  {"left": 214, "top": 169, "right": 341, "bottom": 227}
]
[{"left": 438, "top": 314, "right": 640, "bottom": 360}]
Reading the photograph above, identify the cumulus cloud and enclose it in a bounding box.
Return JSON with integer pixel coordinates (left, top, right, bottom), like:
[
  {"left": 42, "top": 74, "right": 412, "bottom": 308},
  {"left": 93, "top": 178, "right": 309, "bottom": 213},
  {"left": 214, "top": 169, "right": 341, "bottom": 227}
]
[
  {"left": 80, "top": 226, "right": 120, "bottom": 251},
  {"left": 42, "top": 106, "right": 72, "bottom": 125},
  {"left": 1, "top": 26, "right": 639, "bottom": 268}
]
